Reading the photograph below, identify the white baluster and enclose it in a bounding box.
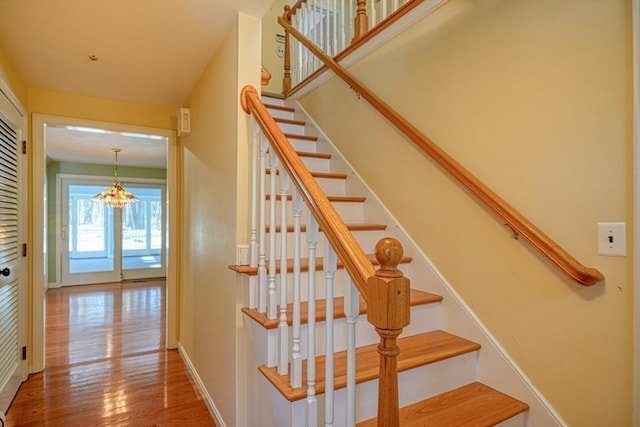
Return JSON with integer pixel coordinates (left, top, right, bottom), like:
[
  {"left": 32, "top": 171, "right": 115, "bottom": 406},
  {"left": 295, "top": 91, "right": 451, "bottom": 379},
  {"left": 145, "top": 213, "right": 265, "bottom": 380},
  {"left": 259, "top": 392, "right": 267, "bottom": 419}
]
[
  {"left": 278, "top": 171, "right": 291, "bottom": 375},
  {"left": 393, "top": 0, "right": 399, "bottom": 12},
  {"left": 340, "top": 0, "right": 346, "bottom": 51},
  {"left": 333, "top": 0, "right": 339, "bottom": 55},
  {"left": 382, "top": 0, "right": 388, "bottom": 20},
  {"left": 258, "top": 136, "right": 268, "bottom": 314},
  {"left": 291, "top": 188, "right": 304, "bottom": 387},
  {"left": 306, "top": 214, "right": 319, "bottom": 427},
  {"left": 268, "top": 152, "right": 279, "bottom": 320},
  {"left": 325, "top": 0, "right": 331, "bottom": 56},
  {"left": 319, "top": 0, "right": 325, "bottom": 56},
  {"left": 248, "top": 120, "right": 259, "bottom": 309},
  {"left": 370, "top": 0, "right": 376, "bottom": 28},
  {"left": 324, "top": 243, "right": 337, "bottom": 427},
  {"left": 344, "top": 277, "right": 360, "bottom": 427},
  {"left": 349, "top": 0, "right": 355, "bottom": 43}
]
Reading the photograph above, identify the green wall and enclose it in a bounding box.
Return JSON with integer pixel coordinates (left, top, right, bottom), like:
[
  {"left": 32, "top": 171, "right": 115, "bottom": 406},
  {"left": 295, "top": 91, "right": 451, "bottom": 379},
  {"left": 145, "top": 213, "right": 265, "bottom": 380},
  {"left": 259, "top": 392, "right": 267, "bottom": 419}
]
[{"left": 46, "top": 160, "right": 166, "bottom": 283}]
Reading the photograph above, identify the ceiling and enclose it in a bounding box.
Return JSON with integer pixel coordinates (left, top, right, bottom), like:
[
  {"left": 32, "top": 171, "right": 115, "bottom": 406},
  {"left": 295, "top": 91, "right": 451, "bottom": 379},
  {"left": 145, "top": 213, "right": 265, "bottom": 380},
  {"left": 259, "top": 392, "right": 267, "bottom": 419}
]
[{"left": 0, "top": 0, "right": 273, "bottom": 167}]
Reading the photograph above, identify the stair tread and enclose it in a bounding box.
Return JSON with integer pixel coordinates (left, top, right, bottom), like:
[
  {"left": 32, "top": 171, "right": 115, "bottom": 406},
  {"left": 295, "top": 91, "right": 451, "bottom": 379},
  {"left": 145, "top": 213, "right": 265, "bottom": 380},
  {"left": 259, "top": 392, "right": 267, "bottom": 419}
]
[
  {"left": 265, "top": 223, "right": 387, "bottom": 233},
  {"left": 275, "top": 117, "right": 306, "bottom": 126},
  {"left": 259, "top": 330, "right": 480, "bottom": 402},
  {"left": 268, "top": 170, "right": 347, "bottom": 180},
  {"left": 357, "top": 382, "right": 529, "bottom": 427},
  {"left": 266, "top": 194, "right": 365, "bottom": 203},
  {"left": 285, "top": 132, "right": 318, "bottom": 141},
  {"left": 264, "top": 103, "right": 295, "bottom": 112},
  {"left": 242, "top": 288, "right": 441, "bottom": 329},
  {"left": 296, "top": 150, "right": 331, "bottom": 159},
  {"left": 230, "top": 253, "right": 411, "bottom": 276}
]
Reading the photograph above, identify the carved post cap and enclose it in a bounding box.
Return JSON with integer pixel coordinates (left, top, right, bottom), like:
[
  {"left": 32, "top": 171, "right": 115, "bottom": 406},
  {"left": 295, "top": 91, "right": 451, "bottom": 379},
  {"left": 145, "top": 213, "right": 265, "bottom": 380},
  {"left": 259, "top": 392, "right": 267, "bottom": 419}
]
[
  {"left": 375, "top": 237, "right": 403, "bottom": 278},
  {"left": 367, "top": 237, "right": 410, "bottom": 330}
]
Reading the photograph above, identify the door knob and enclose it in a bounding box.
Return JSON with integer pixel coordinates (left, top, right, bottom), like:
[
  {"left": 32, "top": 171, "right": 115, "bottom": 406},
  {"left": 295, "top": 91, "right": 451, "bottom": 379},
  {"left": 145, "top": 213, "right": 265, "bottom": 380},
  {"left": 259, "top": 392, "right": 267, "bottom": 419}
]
[{"left": 0, "top": 268, "right": 10, "bottom": 277}]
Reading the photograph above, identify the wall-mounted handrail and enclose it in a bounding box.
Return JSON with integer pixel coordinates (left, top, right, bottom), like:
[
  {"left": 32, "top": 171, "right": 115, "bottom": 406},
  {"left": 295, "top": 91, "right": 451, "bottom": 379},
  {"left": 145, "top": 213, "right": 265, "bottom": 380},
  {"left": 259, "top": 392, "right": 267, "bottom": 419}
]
[
  {"left": 241, "top": 85, "right": 375, "bottom": 295},
  {"left": 278, "top": 15, "right": 604, "bottom": 286}
]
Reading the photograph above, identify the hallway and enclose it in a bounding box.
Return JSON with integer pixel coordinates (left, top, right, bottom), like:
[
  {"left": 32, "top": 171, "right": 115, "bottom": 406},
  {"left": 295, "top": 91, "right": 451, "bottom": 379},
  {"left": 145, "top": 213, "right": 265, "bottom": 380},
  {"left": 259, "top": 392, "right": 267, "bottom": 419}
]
[{"left": 5, "top": 280, "right": 215, "bottom": 426}]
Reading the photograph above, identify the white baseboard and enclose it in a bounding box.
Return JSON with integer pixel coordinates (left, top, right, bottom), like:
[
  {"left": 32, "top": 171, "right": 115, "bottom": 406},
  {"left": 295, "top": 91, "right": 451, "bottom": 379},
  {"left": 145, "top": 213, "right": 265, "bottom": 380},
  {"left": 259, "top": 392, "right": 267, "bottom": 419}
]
[{"left": 177, "top": 343, "right": 227, "bottom": 427}]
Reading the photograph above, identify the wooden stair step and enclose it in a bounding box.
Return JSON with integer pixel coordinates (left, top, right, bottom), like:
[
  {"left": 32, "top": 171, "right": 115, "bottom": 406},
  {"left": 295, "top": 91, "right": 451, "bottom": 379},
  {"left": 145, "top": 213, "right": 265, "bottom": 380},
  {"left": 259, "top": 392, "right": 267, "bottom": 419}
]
[
  {"left": 268, "top": 170, "right": 347, "bottom": 180},
  {"left": 284, "top": 132, "right": 318, "bottom": 141},
  {"left": 296, "top": 150, "right": 331, "bottom": 159},
  {"left": 275, "top": 117, "right": 306, "bottom": 126},
  {"left": 357, "top": 382, "right": 529, "bottom": 427},
  {"left": 264, "top": 103, "right": 295, "bottom": 112},
  {"left": 266, "top": 194, "right": 365, "bottom": 203},
  {"left": 230, "top": 253, "right": 412, "bottom": 276},
  {"left": 259, "top": 330, "right": 481, "bottom": 402},
  {"left": 242, "top": 288, "right": 440, "bottom": 329},
  {"left": 266, "top": 223, "right": 387, "bottom": 233}
]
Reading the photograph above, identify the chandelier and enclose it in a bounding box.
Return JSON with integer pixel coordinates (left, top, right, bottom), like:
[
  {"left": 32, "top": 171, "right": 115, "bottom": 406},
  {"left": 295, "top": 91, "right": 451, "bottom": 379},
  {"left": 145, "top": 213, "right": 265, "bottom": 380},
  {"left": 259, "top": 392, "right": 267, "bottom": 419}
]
[{"left": 92, "top": 148, "right": 139, "bottom": 208}]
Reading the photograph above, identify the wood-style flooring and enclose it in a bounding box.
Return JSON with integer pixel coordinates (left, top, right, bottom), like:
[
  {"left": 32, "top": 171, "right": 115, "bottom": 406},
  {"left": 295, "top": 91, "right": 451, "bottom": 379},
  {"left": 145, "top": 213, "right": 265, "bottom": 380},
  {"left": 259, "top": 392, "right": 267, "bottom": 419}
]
[{"left": 5, "top": 280, "right": 216, "bottom": 427}]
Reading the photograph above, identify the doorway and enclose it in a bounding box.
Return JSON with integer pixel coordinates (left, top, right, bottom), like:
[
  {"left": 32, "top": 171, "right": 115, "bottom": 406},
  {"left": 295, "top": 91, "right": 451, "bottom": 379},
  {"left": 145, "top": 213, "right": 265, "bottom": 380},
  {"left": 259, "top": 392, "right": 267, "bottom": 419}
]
[
  {"left": 59, "top": 177, "right": 167, "bottom": 286},
  {"left": 31, "top": 114, "right": 180, "bottom": 373}
]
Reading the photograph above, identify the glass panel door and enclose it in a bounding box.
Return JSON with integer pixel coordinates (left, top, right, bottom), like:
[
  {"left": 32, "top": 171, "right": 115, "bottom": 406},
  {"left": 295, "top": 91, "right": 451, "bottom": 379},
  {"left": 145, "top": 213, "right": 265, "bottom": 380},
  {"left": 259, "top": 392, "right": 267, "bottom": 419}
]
[
  {"left": 61, "top": 181, "right": 121, "bottom": 285},
  {"left": 61, "top": 178, "right": 166, "bottom": 285},
  {"left": 121, "top": 184, "right": 166, "bottom": 280}
]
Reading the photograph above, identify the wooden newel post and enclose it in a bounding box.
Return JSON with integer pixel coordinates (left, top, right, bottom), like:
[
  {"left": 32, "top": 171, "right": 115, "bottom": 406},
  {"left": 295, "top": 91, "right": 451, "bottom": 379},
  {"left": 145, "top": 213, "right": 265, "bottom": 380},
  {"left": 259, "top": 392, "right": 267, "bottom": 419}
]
[
  {"left": 282, "top": 5, "right": 292, "bottom": 94},
  {"left": 353, "top": 0, "right": 369, "bottom": 42},
  {"left": 367, "top": 237, "right": 410, "bottom": 427}
]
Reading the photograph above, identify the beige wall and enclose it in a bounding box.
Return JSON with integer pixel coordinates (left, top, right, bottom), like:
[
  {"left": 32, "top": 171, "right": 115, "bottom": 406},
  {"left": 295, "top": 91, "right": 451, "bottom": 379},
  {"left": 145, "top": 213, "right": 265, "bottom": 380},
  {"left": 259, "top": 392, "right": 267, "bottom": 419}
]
[
  {"left": 0, "top": 43, "right": 27, "bottom": 106},
  {"left": 262, "top": 0, "right": 287, "bottom": 95},
  {"left": 28, "top": 87, "right": 175, "bottom": 129},
  {"left": 178, "top": 12, "right": 264, "bottom": 427},
  {"left": 299, "top": 0, "right": 633, "bottom": 425}
]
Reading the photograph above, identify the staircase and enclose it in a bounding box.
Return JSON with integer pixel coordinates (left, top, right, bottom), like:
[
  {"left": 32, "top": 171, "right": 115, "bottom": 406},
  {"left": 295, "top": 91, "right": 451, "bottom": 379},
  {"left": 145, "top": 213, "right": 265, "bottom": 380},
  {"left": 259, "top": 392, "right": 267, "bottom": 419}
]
[{"left": 233, "top": 95, "right": 534, "bottom": 426}]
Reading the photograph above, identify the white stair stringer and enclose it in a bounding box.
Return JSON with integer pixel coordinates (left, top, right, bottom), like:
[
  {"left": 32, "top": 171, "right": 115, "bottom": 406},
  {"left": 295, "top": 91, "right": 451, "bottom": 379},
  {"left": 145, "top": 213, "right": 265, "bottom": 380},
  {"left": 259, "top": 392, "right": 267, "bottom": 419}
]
[
  {"left": 238, "top": 96, "right": 558, "bottom": 426},
  {"left": 290, "top": 98, "right": 567, "bottom": 426}
]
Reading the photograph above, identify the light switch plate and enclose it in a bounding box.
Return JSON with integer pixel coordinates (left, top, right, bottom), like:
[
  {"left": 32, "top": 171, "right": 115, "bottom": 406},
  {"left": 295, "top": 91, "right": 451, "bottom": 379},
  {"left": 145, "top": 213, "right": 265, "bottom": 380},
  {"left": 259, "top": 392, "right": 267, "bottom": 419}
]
[{"left": 597, "top": 222, "right": 626, "bottom": 256}]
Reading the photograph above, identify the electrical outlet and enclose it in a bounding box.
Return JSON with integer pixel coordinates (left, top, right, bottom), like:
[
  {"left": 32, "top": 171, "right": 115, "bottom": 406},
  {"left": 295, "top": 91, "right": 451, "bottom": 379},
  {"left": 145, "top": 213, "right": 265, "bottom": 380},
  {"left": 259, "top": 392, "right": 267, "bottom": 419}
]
[
  {"left": 277, "top": 45, "right": 284, "bottom": 58},
  {"left": 597, "top": 222, "right": 626, "bottom": 256}
]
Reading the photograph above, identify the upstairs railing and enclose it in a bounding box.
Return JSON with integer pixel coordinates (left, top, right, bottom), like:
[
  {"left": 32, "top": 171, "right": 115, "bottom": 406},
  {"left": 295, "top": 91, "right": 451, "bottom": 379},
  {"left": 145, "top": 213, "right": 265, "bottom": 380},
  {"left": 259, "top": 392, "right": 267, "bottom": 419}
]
[
  {"left": 282, "top": 0, "right": 420, "bottom": 91},
  {"left": 278, "top": 3, "right": 604, "bottom": 286},
  {"left": 241, "top": 85, "right": 409, "bottom": 426}
]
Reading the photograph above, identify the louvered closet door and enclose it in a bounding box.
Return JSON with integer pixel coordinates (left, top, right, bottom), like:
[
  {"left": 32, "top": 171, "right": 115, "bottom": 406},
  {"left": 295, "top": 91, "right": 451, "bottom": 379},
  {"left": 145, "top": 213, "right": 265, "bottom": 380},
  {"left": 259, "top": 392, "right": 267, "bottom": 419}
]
[{"left": 0, "top": 114, "right": 22, "bottom": 412}]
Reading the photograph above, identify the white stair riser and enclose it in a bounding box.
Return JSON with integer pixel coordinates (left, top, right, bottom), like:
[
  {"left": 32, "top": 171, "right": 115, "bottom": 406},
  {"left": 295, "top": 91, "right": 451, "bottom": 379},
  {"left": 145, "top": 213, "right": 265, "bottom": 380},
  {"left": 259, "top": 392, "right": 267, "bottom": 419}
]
[
  {"left": 300, "top": 156, "right": 331, "bottom": 172},
  {"left": 287, "top": 138, "right": 320, "bottom": 153},
  {"left": 267, "top": 229, "right": 385, "bottom": 261},
  {"left": 263, "top": 172, "right": 346, "bottom": 195},
  {"left": 280, "top": 303, "right": 441, "bottom": 359},
  {"left": 266, "top": 109, "right": 295, "bottom": 120},
  {"left": 265, "top": 199, "right": 364, "bottom": 224},
  {"left": 277, "top": 122, "right": 307, "bottom": 134},
  {"left": 280, "top": 352, "right": 479, "bottom": 427}
]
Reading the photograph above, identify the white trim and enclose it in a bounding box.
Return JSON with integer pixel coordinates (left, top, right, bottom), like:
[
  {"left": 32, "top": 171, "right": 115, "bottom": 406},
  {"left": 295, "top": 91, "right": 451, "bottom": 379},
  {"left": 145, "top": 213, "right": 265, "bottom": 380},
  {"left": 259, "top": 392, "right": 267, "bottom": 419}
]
[
  {"left": 177, "top": 343, "right": 227, "bottom": 427},
  {"left": 31, "top": 113, "right": 179, "bottom": 372},
  {"left": 632, "top": 1, "right": 640, "bottom": 426},
  {"left": 0, "top": 79, "right": 25, "bottom": 117}
]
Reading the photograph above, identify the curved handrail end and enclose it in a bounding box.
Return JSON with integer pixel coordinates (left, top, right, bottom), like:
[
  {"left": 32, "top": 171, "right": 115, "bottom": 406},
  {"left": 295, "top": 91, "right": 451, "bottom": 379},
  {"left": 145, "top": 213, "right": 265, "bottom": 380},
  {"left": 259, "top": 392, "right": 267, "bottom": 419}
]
[{"left": 240, "top": 85, "right": 258, "bottom": 114}]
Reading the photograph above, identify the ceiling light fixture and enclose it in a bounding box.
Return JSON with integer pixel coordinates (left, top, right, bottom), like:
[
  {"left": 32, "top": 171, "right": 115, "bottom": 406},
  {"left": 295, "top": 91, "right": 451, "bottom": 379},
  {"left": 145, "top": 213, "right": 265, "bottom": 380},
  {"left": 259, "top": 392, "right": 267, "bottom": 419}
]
[{"left": 92, "top": 148, "right": 139, "bottom": 208}]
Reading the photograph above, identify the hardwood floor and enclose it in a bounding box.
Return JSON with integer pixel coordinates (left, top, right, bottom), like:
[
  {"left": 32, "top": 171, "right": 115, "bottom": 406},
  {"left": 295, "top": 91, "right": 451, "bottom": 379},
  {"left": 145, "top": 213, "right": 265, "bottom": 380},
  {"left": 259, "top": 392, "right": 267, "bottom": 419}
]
[{"left": 5, "top": 280, "right": 216, "bottom": 427}]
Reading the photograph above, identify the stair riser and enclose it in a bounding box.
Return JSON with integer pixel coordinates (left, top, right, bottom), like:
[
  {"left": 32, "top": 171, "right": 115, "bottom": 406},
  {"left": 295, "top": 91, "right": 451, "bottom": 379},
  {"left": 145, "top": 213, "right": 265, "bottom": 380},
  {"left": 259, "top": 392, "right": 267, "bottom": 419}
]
[
  {"left": 271, "top": 352, "right": 478, "bottom": 427},
  {"left": 267, "top": 173, "right": 346, "bottom": 195},
  {"left": 287, "top": 139, "right": 320, "bottom": 153},
  {"left": 257, "top": 303, "right": 441, "bottom": 367},
  {"left": 246, "top": 266, "right": 414, "bottom": 308},
  {"left": 277, "top": 122, "right": 307, "bottom": 135},
  {"left": 267, "top": 229, "right": 385, "bottom": 262},
  {"left": 266, "top": 109, "right": 295, "bottom": 121},
  {"left": 265, "top": 199, "right": 364, "bottom": 224}
]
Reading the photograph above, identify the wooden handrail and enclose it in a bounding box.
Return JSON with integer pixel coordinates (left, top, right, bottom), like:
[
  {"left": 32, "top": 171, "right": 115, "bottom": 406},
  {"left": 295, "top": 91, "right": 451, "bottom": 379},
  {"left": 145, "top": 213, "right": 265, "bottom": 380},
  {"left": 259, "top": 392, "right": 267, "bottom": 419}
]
[
  {"left": 278, "top": 15, "right": 604, "bottom": 286},
  {"left": 241, "top": 85, "right": 375, "bottom": 296}
]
